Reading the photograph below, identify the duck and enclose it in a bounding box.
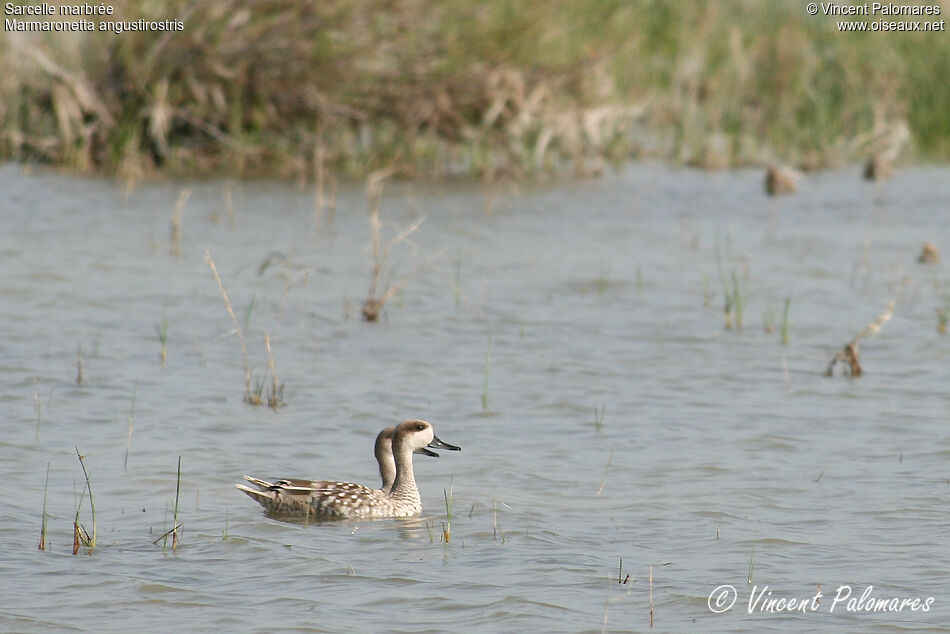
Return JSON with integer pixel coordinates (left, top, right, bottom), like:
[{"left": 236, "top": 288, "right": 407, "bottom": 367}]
[{"left": 236, "top": 420, "right": 460, "bottom": 519}]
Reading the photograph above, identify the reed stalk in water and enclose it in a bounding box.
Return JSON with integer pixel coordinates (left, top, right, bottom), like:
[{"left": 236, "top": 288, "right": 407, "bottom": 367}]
[
  {"left": 73, "top": 447, "right": 96, "bottom": 554},
  {"left": 205, "top": 251, "right": 254, "bottom": 404},
  {"left": 171, "top": 456, "right": 182, "bottom": 551},
  {"left": 596, "top": 448, "right": 614, "bottom": 496},
  {"left": 763, "top": 297, "right": 776, "bottom": 334},
  {"left": 264, "top": 332, "right": 284, "bottom": 409},
  {"left": 124, "top": 381, "right": 137, "bottom": 470},
  {"left": 76, "top": 338, "right": 84, "bottom": 384},
  {"left": 825, "top": 300, "right": 894, "bottom": 377},
  {"left": 492, "top": 498, "right": 511, "bottom": 543},
  {"left": 937, "top": 294, "right": 949, "bottom": 334},
  {"left": 38, "top": 461, "right": 50, "bottom": 550},
  {"left": 156, "top": 312, "right": 168, "bottom": 364},
  {"left": 748, "top": 539, "right": 756, "bottom": 584},
  {"left": 649, "top": 564, "right": 655, "bottom": 627},
  {"left": 592, "top": 403, "right": 606, "bottom": 433},
  {"left": 361, "top": 168, "right": 441, "bottom": 321},
  {"left": 33, "top": 378, "right": 42, "bottom": 443},
  {"left": 481, "top": 336, "right": 493, "bottom": 409},
  {"left": 169, "top": 188, "right": 191, "bottom": 255},
  {"left": 780, "top": 297, "right": 791, "bottom": 344},
  {"left": 442, "top": 478, "right": 454, "bottom": 543}
]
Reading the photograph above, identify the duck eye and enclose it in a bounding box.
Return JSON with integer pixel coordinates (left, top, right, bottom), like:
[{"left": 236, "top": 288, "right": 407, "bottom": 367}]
[{"left": 416, "top": 424, "right": 425, "bottom": 431}]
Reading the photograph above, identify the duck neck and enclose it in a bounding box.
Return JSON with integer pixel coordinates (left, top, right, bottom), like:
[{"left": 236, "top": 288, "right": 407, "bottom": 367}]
[
  {"left": 375, "top": 445, "right": 395, "bottom": 492},
  {"left": 389, "top": 442, "right": 418, "bottom": 500}
]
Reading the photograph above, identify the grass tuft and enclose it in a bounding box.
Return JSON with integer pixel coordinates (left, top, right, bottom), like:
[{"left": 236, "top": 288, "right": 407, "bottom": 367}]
[
  {"left": 592, "top": 403, "right": 606, "bottom": 433},
  {"left": 715, "top": 239, "right": 748, "bottom": 330}
]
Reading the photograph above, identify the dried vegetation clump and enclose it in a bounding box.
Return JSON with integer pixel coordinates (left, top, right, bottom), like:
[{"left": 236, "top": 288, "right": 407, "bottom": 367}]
[
  {"left": 918, "top": 242, "right": 939, "bottom": 265},
  {"left": 764, "top": 165, "right": 799, "bottom": 195},
  {"left": 826, "top": 300, "right": 895, "bottom": 378}
]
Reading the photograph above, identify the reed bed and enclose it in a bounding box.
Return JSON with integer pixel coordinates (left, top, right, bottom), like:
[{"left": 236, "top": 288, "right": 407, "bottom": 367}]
[{"left": 3, "top": 1, "right": 948, "bottom": 180}]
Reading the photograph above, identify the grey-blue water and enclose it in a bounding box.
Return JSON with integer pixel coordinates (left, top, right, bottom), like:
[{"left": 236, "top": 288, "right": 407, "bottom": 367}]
[{"left": 1, "top": 163, "right": 948, "bottom": 632}]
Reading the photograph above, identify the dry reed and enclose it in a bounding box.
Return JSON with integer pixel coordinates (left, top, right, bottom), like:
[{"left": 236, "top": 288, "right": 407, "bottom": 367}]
[
  {"left": 124, "top": 382, "right": 137, "bottom": 470},
  {"left": 73, "top": 447, "right": 96, "bottom": 554},
  {"left": 205, "top": 251, "right": 255, "bottom": 403},
  {"left": 825, "top": 300, "right": 895, "bottom": 377},
  {"left": 38, "top": 460, "right": 50, "bottom": 550},
  {"left": 33, "top": 378, "right": 42, "bottom": 443},
  {"left": 361, "top": 168, "right": 441, "bottom": 321},
  {"left": 170, "top": 189, "right": 192, "bottom": 255}
]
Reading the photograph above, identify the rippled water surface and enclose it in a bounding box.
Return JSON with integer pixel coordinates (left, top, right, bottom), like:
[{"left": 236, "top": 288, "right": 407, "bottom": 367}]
[{"left": 2, "top": 163, "right": 949, "bottom": 632}]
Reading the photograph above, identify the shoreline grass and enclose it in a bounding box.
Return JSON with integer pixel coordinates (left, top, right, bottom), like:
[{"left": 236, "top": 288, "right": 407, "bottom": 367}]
[{"left": 3, "top": 2, "right": 948, "bottom": 180}]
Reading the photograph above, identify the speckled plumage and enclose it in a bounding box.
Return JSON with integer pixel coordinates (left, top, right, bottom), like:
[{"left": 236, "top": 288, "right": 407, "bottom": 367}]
[{"left": 236, "top": 420, "right": 460, "bottom": 520}]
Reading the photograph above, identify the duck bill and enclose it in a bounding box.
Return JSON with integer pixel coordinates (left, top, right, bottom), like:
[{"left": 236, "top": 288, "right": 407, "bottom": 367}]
[
  {"left": 414, "top": 446, "right": 440, "bottom": 458},
  {"left": 428, "top": 434, "right": 461, "bottom": 452}
]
